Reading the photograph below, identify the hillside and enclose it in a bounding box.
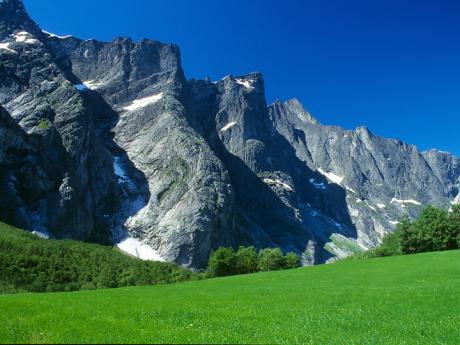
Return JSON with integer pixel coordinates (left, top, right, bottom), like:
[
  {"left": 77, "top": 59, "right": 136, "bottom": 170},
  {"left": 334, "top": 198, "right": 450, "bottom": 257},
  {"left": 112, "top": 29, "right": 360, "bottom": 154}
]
[
  {"left": 0, "top": 222, "right": 195, "bottom": 293},
  {"left": 1, "top": 250, "right": 459, "bottom": 344}
]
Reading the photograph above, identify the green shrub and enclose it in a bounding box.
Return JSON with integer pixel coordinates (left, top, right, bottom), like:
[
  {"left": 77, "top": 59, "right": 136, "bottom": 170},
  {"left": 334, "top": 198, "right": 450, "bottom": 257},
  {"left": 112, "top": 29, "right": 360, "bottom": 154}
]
[
  {"left": 400, "top": 206, "right": 457, "bottom": 254},
  {"left": 258, "top": 248, "right": 285, "bottom": 271},
  {"left": 234, "top": 246, "right": 258, "bottom": 274},
  {"left": 38, "top": 119, "right": 50, "bottom": 130},
  {"left": 207, "top": 247, "right": 236, "bottom": 277},
  {"left": 373, "top": 225, "right": 404, "bottom": 257},
  {"left": 284, "top": 252, "right": 301, "bottom": 269},
  {"left": 356, "top": 205, "right": 460, "bottom": 259}
]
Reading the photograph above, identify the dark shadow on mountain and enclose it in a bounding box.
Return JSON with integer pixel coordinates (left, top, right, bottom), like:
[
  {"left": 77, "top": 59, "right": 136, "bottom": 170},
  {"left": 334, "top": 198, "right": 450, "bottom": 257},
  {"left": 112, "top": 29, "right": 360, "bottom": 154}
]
[
  {"left": 184, "top": 79, "right": 357, "bottom": 263},
  {"left": 52, "top": 60, "right": 151, "bottom": 244},
  {"left": 82, "top": 87, "right": 151, "bottom": 242}
]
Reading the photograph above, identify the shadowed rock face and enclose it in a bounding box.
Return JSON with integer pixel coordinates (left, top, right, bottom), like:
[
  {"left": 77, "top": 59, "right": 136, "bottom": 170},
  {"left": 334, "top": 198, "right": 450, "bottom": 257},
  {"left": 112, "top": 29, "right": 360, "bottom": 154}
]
[{"left": 1, "top": 0, "right": 459, "bottom": 266}]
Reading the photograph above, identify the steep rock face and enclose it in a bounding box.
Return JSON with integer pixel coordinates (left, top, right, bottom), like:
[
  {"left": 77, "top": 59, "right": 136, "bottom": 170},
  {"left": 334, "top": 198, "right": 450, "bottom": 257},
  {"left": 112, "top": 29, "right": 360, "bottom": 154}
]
[
  {"left": 1, "top": 0, "right": 460, "bottom": 266},
  {"left": 46, "top": 34, "right": 236, "bottom": 267},
  {"left": 186, "top": 75, "right": 359, "bottom": 263},
  {"left": 0, "top": 0, "right": 119, "bottom": 241},
  {"left": 269, "top": 99, "right": 460, "bottom": 252}
]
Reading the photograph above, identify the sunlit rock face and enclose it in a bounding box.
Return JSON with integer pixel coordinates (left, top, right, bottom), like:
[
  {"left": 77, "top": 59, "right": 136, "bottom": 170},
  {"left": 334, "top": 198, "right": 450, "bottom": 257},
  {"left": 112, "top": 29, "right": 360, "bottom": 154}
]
[{"left": 1, "top": 0, "right": 459, "bottom": 267}]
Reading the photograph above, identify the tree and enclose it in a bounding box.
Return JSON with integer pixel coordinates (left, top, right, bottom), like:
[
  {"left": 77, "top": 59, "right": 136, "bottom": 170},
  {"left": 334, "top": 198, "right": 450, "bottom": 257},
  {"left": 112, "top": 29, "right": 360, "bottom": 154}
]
[
  {"left": 373, "top": 222, "right": 404, "bottom": 257},
  {"left": 448, "top": 204, "right": 460, "bottom": 248},
  {"left": 234, "top": 246, "right": 259, "bottom": 274},
  {"left": 400, "top": 206, "right": 453, "bottom": 254},
  {"left": 284, "top": 252, "right": 301, "bottom": 269},
  {"left": 258, "top": 248, "right": 285, "bottom": 271},
  {"left": 207, "top": 247, "right": 236, "bottom": 277}
]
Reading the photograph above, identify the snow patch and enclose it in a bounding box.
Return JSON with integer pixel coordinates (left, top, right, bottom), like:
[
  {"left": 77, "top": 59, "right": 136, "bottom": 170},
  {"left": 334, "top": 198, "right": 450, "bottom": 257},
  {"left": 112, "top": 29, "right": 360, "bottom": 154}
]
[
  {"left": 310, "top": 210, "right": 319, "bottom": 217},
  {"left": 32, "top": 230, "right": 50, "bottom": 239},
  {"left": 368, "top": 205, "right": 377, "bottom": 212},
  {"left": 42, "top": 30, "right": 72, "bottom": 39},
  {"left": 83, "top": 80, "right": 103, "bottom": 89},
  {"left": 213, "top": 75, "right": 231, "bottom": 83},
  {"left": 74, "top": 84, "right": 87, "bottom": 91},
  {"left": 390, "top": 198, "right": 421, "bottom": 206},
  {"left": 75, "top": 80, "right": 104, "bottom": 91},
  {"left": 113, "top": 156, "right": 129, "bottom": 183},
  {"left": 123, "top": 92, "right": 164, "bottom": 111},
  {"left": 376, "top": 203, "right": 386, "bottom": 209},
  {"left": 389, "top": 220, "right": 400, "bottom": 225},
  {"left": 220, "top": 121, "right": 237, "bottom": 132},
  {"left": 117, "top": 237, "right": 164, "bottom": 261},
  {"left": 331, "top": 220, "right": 342, "bottom": 229},
  {"left": 317, "top": 168, "right": 344, "bottom": 185},
  {"left": 317, "top": 166, "right": 360, "bottom": 193},
  {"left": 263, "top": 178, "right": 294, "bottom": 192},
  {"left": 309, "top": 178, "right": 326, "bottom": 190},
  {"left": 235, "top": 78, "right": 254, "bottom": 90},
  {"left": 0, "top": 42, "right": 15, "bottom": 53},
  {"left": 13, "top": 31, "right": 39, "bottom": 44},
  {"left": 345, "top": 186, "right": 358, "bottom": 194}
]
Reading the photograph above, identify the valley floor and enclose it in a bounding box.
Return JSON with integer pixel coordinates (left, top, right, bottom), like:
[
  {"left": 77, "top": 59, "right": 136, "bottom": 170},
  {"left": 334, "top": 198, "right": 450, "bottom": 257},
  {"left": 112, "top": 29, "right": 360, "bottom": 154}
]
[{"left": 1, "top": 251, "right": 459, "bottom": 344}]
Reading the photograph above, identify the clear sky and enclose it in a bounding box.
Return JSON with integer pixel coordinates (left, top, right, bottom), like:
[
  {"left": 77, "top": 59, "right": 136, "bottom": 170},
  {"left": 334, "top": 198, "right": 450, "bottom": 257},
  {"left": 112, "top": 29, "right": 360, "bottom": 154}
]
[{"left": 23, "top": 0, "right": 460, "bottom": 156}]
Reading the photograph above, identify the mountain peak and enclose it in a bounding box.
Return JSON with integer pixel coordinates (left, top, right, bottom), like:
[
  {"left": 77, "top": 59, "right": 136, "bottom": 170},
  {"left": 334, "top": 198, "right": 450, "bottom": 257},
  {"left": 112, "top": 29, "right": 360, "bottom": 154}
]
[
  {"left": 0, "top": 0, "right": 41, "bottom": 37},
  {"left": 283, "top": 98, "right": 318, "bottom": 124}
]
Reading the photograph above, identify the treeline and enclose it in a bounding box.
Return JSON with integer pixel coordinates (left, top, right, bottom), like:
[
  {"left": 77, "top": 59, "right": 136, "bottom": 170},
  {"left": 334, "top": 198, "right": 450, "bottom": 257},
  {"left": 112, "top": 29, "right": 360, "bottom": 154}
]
[
  {"left": 207, "top": 246, "right": 301, "bottom": 277},
  {"left": 359, "top": 205, "right": 460, "bottom": 259},
  {"left": 0, "top": 223, "right": 197, "bottom": 294}
]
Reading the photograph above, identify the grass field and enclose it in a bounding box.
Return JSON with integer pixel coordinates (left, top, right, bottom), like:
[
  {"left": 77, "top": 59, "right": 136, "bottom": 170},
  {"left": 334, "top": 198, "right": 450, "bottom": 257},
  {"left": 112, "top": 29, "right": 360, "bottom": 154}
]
[{"left": 1, "top": 250, "right": 459, "bottom": 344}]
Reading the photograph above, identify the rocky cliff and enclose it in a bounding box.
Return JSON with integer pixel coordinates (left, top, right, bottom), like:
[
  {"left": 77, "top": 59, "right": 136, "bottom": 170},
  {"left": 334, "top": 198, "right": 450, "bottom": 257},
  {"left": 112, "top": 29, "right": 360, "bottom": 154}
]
[{"left": 1, "top": 0, "right": 459, "bottom": 267}]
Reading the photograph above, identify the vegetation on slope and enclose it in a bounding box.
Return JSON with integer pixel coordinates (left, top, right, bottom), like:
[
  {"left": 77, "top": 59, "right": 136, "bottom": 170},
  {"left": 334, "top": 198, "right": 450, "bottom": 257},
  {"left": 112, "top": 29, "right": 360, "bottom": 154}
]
[
  {"left": 207, "top": 246, "right": 301, "bottom": 277},
  {"left": 351, "top": 204, "right": 460, "bottom": 260},
  {"left": 0, "top": 222, "right": 197, "bottom": 293},
  {"left": 0, "top": 250, "right": 459, "bottom": 344}
]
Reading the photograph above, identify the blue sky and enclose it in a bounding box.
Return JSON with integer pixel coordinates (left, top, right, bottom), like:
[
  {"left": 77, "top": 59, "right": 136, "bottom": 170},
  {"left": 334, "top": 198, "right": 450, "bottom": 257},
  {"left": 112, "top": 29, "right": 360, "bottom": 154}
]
[{"left": 24, "top": 0, "right": 460, "bottom": 156}]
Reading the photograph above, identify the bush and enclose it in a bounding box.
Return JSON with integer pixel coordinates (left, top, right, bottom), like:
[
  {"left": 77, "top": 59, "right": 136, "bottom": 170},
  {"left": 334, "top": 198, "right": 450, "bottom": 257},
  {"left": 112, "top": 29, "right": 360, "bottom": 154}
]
[
  {"left": 207, "top": 246, "right": 302, "bottom": 277},
  {"left": 234, "top": 246, "right": 258, "bottom": 274},
  {"left": 360, "top": 205, "right": 460, "bottom": 259},
  {"left": 372, "top": 224, "right": 404, "bottom": 257},
  {"left": 284, "top": 252, "right": 301, "bottom": 269},
  {"left": 207, "top": 247, "right": 236, "bottom": 277},
  {"left": 258, "top": 248, "right": 285, "bottom": 271},
  {"left": 400, "top": 206, "right": 456, "bottom": 254}
]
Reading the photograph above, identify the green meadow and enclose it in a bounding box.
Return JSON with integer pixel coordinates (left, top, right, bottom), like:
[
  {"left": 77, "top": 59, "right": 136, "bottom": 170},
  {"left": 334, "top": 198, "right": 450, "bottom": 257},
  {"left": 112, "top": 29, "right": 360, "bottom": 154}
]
[{"left": 1, "top": 250, "right": 459, "bottom": 344}]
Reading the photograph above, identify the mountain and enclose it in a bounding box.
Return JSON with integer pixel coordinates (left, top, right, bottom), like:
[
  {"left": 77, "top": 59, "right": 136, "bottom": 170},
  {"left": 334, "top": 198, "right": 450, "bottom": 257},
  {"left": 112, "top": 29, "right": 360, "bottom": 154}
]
[{"left": 1, "top": 0, "right": 459, "bottom": 267}]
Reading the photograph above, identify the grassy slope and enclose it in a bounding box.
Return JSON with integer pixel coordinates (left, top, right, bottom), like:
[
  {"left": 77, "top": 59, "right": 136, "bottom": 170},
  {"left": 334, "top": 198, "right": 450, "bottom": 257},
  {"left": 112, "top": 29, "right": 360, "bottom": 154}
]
[
  {"left": 0, "top": 251, "right": 459, "bottom": 344},
  {"left": 0, "top": 222, "right": 195, "bottom": 293}
]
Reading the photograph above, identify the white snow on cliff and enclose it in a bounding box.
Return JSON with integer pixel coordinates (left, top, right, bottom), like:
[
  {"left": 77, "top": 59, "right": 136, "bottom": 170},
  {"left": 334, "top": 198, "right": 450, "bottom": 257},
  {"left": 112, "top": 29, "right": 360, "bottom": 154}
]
[
  {"left": 42, "top": 30, "right": 72, "bottom": 39},
  {"left": 390, "top": 198, "right": 421, "bottom": 206},
  {"left": 263, "top": 178, "right": 294, "bottom": 192},
  {"left": 235, "top": 78, "right": 254, "bottom": 90},
  {"left": 74, "top": 80, "right": 104, "bottom": 91},
  {"left": 317, "top": 168, "right": 344, "bottom": 185},
  {"left": 0, "top": 42, "right": 15, "bottom": 53},
  {"left": 309, "top": 178, "right": 326, "bottom": 190},
  {"left": 124, "top": 92, "right": 164, "bottom": 111},
  {"left": 13, "top": 31, "right": 39, "bottom": 44},
  {"left": 220, "top": 121, "right": 237, "bottom": 132},
  {"left": 117, "top": 237, "right": 164, "bottom": 261}
]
